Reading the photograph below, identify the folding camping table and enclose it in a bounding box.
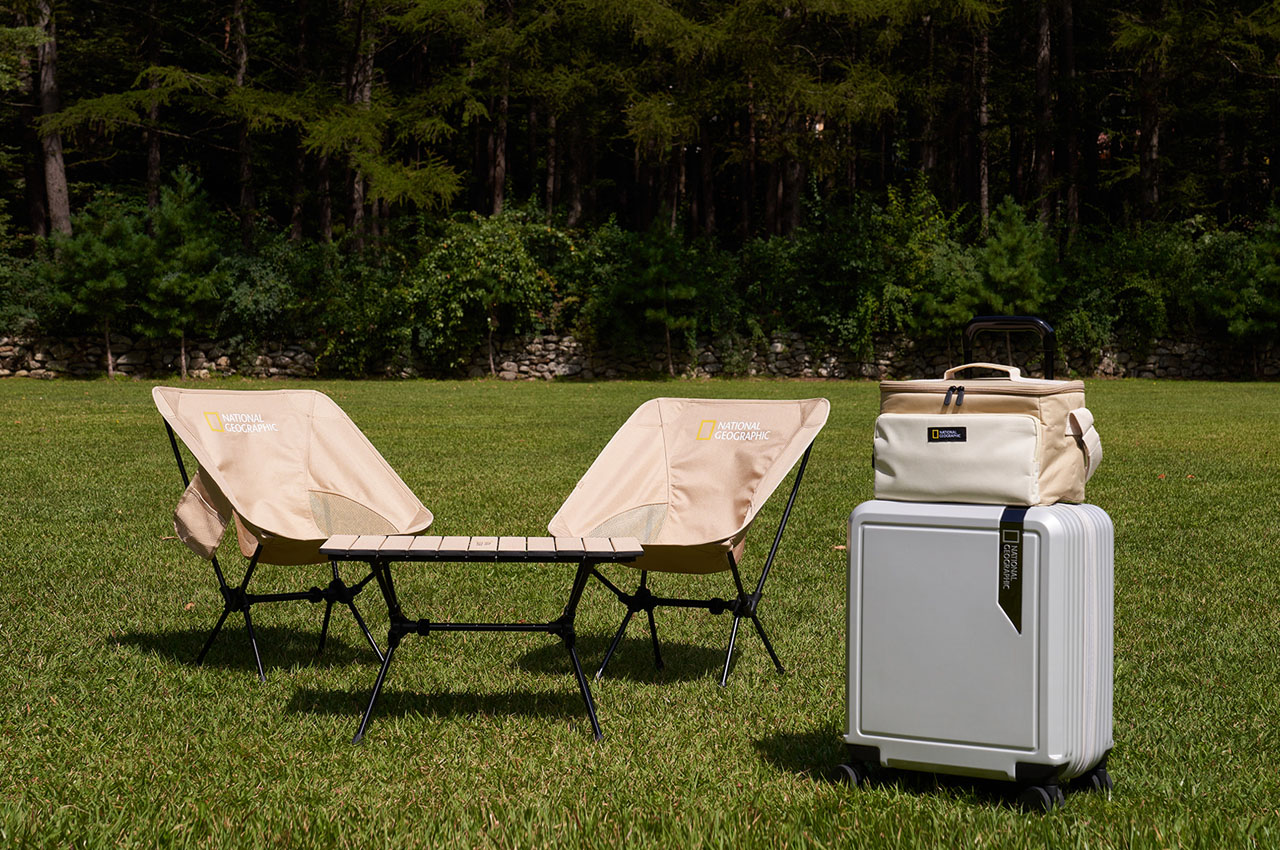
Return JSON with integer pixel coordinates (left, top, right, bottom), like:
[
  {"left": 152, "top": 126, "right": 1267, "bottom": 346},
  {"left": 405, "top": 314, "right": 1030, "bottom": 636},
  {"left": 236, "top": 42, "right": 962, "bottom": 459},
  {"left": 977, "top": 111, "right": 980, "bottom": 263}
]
[{"left": 321, "top": 534, "right": 644, "bottom": 743}]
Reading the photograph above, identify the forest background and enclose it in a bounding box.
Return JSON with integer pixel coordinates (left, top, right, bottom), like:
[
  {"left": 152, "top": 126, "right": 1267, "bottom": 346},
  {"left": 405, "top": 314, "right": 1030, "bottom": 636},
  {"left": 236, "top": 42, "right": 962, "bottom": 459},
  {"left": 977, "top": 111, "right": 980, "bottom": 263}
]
[{"left": 3, "top": 0, "right": 1280, "bottom": 377}]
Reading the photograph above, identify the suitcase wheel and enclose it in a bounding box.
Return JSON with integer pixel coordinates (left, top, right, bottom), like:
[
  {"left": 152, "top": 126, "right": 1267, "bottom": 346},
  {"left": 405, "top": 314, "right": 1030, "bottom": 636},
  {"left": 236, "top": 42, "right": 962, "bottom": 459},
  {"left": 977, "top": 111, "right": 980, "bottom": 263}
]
[
  {"left": 831, "top": 761, "right": 875, "bottom": 788},
  {"left": 1072, "top": 764, "right": 1114, "bottom": 794},
  {"left": 1018, "top": 783, "right": 1065, "bottom": 813}
]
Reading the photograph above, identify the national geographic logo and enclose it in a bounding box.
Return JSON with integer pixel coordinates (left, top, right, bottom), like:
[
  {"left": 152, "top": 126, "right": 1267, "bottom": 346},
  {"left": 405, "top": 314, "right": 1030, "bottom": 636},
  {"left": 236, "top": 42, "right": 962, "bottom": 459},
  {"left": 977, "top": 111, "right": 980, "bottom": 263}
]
[
  {"left": 928, "top": 426, "right": 967, "bottom": 443},
  {"left": 204, "top": 411, "right": 280, "bottom": 433},
  {"left": 1000, "top": 529, "right": 1020, "bottom": 590},
  {"left": 695, "top": 420, "right": 772, "bottom": 442},
  {"left": 997, "top": 507, "right": 1027, "bottom": 633}
]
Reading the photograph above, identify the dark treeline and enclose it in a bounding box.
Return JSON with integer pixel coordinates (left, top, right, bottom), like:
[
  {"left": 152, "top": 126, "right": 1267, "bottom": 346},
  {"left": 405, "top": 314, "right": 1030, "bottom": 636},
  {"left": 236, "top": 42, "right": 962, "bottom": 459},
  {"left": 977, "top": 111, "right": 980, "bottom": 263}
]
[
  {"left": 3, "top": 1, "right": 1280, "bottom": 377},
  {"left": 9, "top": 0, "right": 1280, "bottom": 240}
]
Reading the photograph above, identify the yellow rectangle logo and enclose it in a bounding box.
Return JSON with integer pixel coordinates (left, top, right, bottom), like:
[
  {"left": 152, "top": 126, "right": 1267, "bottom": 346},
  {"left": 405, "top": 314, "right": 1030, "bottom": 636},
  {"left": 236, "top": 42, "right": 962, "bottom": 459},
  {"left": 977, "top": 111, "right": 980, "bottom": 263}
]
[
  {"left": 204, "top": 412, "right": 223, "bottom": 432},
  {"left": 696, "top": 420, "right": 717, "bottom": 440}
]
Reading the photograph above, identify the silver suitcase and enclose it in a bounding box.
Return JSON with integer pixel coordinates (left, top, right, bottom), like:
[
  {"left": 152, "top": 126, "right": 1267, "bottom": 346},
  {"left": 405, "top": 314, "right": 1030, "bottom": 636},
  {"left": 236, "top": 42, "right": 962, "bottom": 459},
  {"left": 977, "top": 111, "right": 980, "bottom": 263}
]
[{"left": 841, "top": 500, "right": 1114, "bottom": 810}]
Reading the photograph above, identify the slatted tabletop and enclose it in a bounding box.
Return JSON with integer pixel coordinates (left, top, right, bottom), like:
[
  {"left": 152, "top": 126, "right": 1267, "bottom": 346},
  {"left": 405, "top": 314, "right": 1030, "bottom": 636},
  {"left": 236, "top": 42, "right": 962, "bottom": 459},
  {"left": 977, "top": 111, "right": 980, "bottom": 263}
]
[{"left": 320, "top": 534, "right": 645, "bottom": 562}]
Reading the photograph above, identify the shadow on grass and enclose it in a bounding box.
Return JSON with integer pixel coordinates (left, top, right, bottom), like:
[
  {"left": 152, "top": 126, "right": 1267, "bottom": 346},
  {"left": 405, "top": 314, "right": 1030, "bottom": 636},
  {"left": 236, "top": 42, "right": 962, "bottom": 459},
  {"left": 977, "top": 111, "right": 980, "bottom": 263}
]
[
  {"left": 116, "top": 623, "right": 378, "bottom": 674},
  {"left": 756, "top": 725, "right": 1098, "bottom": 810},
  {"left": 754, "top": 723, "right": 848, "bottom": 780},
  {"left": 517, "top": 634, "right": 725, "bottom": 683},
  {"left": 285, "top": 684, "right": 591, "bottom": 728}
]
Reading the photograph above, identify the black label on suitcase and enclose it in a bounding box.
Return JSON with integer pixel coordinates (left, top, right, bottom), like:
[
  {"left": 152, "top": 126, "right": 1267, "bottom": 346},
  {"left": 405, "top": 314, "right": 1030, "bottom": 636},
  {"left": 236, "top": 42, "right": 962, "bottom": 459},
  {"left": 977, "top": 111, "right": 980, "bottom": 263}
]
[
  {"left": 927, "top": 426, "right": 967, "bottom": 442},
  {"left": 998, "top": 507, "right": 1026, "bottom": 633}
]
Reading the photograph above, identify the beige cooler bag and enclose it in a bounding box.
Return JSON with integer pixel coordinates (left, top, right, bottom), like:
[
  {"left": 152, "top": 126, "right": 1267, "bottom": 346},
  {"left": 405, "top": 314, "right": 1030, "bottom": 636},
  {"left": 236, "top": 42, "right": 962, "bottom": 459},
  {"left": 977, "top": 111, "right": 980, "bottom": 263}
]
[{"left": 873, "top": 362, "right": 1101, "bottom": 506}]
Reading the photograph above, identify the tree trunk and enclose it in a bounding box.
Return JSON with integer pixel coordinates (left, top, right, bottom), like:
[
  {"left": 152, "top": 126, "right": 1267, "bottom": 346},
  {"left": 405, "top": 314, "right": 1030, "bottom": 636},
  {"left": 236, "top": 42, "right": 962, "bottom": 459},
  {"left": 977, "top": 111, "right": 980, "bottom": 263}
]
[
  {"left": 670, "top": 146, "right": 684, "bottom": 233},
  {"left": 144, "top": 0, "right": 161, "bottom": 209},
  {"left": 36, "top": 0, "right": 71, "bottom": 235},
  {"left": 545, "top": 114, "right": 556, "bottom": 221},
  {"left": 317, "top": 153, "right": 333, "bottom": 242},
  {"left": 978, "top": 30, "right": 990, "bottom": 233},
  {"left": 492, "top": 80, "right": 508, "bottom": 215},
  {"left": 290, "top": 134, "right": 306, "bottom": 241},
  {"left": 290, "top": 0, "right": 310, "bottom": 241},
  {"left": 487, "top": 311, "right": 497, "bottom": 376},
  {"left": 699, "top": 121, "right": 716, "bottom": 236},
  {"left": 743, "top": 88, "right": 756, "bottom": 236},
  {"left": 104, "top": 319, "right": 115, "bottom": 378},
  {"left": 16, "top": 38, "right": 47, "bottom": 237},
  {"left": 1035, "top": 0, "right": 1053, "bottom": 223},
  {"left": 1060, "top": 0, "right": 1079, "bottom": 240},
  {"left": 1138, "top": 58, "right": 1161, "bottom": 216},
  {"left": 566, "top": 121, "right": 583, "bottom": 228},
  {"left": 920, "top": 14, "right": 937, "bottom": 174},
  {"left": 180, "top": 330, "right": 188, "bottom": 379},
  {"left": 345, "top": 1, "right": 374, "bottom": 250},
  {"left": 1216, "top": 114, "right": 1230, "bottom": 223},
  {"left": 232, "top": 0, "right": 254, "bottom": 248}
]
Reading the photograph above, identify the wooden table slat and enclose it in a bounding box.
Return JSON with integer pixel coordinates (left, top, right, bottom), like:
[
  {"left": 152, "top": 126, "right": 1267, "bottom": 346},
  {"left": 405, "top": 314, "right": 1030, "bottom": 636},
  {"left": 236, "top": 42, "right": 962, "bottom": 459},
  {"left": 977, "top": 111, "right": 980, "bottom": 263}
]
[
  {"left": 409, "top": 535, "right": 442, "bottom": 554},
  {"left": 379, "top": 535, "right": 416, "bottom": 556},
  {"left": 608, "top": 536, "right": 645, "bottom": 559},
  {"left": 497, "top": 537, "right": 527, "bottom": 554},
  {"left": 321, "top": 534, "right": 358, "bottom": 554},
  {"left": 524, "top": 536, "right": 558, "bottom": 557},
  {"left": 554, "top": 536, "right": 585, "bottom": 556},
  {"left": 350, "top": 535, "right": 387, "bottom": 556},
  {"left": 437, "top": 536, "right": 472, "bottom": 557},
  {"left": 582, "top": 537, "right": 614, "bottom": 558},
  {"left": 468, "top": 536, "right": 499, "bottom": 555}
]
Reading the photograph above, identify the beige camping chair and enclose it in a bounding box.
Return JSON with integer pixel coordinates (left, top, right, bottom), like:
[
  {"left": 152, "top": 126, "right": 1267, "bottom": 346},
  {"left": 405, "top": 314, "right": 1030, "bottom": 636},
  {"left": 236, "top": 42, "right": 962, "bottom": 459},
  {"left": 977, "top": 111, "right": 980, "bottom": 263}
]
[
  {"left": 548, "top": 397, "right": 829, "bottom": 684},
  {"left": 153, "top": 387, "right": 433, "bottom": 679}
]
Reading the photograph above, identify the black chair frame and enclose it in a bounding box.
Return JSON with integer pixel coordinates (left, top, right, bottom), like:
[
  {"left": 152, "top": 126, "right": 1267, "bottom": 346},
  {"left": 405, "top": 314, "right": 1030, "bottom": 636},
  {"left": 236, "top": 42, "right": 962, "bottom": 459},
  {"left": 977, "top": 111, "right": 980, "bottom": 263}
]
[
  {"left": 589, "top": 445, "right": 813, "bottom": 686},
  {"left": 164, "top": 423, "right": 384, "bottom": 680}
]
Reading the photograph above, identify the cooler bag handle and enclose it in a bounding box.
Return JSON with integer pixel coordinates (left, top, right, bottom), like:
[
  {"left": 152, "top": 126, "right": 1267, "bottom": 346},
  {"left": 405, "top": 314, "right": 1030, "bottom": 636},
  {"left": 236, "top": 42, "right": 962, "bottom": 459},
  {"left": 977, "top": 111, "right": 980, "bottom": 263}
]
[
  {"left": 1067, "top": 407, "right": 1103, "bottom": 481},
  {"left": 943, "top": 362, "right": 1022, "bottom": 380}
]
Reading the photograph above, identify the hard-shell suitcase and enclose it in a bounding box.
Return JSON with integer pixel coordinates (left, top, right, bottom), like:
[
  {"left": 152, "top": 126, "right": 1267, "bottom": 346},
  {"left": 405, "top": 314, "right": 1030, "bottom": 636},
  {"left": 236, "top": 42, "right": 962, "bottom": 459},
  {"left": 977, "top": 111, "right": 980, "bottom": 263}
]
[{"left": 840, "top": 499, "right": 1114, "bottom": 810}]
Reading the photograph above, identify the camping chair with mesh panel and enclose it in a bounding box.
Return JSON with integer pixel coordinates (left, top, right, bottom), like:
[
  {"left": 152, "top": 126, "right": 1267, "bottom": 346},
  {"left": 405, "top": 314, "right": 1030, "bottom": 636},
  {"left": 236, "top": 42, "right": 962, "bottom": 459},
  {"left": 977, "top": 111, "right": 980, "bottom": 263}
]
[
  {"left": 548, "top": 397, "right": 829, "bottom": 685},
  {"left": 153, "top": 387, "right": 433, "bottom": 680}
]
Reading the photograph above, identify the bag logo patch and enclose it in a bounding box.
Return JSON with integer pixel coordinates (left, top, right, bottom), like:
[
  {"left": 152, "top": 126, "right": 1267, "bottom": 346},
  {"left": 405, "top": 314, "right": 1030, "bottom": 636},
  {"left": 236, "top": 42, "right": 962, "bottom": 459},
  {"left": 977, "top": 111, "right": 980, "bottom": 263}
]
[{"left": 927, "top": 426, "right": 967, "bottom": 443}]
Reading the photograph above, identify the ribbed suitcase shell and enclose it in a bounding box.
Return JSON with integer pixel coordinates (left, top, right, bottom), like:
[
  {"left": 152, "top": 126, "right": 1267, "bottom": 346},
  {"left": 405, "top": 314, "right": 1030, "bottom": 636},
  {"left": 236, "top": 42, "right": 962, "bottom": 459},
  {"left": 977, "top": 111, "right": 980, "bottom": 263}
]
[{"left": 844, "top": 500, "right": 1113, "bottom": 782}]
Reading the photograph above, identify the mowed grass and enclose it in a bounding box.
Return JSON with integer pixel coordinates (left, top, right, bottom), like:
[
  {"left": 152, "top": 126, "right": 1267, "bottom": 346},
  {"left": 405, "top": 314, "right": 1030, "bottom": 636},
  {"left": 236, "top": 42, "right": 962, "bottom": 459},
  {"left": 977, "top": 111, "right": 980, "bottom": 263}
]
[{"left": 0, "top": 377, "right": 1277, "bottom": 849}]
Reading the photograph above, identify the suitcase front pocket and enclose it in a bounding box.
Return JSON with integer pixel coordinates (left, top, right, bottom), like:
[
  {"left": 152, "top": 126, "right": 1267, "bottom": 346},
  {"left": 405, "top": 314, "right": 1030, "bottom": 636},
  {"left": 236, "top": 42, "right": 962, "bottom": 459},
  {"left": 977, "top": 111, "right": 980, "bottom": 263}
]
[{"left": 873, "top": 413, "right": 1042, "bottom": 505}]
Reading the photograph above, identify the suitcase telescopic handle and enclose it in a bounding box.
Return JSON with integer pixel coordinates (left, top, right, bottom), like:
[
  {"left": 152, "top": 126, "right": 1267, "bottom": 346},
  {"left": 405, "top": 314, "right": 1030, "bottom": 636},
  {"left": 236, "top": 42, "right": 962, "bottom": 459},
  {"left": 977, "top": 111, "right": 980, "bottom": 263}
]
[{"left": 962, "top": 315, "right": 1056, "bottom": 380}]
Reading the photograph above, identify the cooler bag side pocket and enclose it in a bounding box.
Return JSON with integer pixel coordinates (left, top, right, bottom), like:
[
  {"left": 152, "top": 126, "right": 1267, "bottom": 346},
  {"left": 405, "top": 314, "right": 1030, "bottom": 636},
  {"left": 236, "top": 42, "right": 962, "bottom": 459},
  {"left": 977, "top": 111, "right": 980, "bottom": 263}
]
[{"left": 873, "top": 413, "right": 1042, "bottom": 505}]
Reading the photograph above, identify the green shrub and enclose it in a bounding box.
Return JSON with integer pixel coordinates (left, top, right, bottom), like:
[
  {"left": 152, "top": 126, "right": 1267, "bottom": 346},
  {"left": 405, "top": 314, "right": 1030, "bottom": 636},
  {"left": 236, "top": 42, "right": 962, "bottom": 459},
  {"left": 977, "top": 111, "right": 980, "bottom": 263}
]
[
  {"left": 409, "top": 209, "right": 558, "bottom": 374},
  {"left": 569, "top": 221, "right": 736, "bottom": 374}
]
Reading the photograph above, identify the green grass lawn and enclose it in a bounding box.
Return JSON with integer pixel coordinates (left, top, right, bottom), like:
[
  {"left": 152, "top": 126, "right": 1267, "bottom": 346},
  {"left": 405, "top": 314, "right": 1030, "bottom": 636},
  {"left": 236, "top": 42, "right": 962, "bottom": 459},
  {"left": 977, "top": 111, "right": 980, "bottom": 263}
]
[{"left": 1, "top": 377, "right": 1278, "bottom": 848}]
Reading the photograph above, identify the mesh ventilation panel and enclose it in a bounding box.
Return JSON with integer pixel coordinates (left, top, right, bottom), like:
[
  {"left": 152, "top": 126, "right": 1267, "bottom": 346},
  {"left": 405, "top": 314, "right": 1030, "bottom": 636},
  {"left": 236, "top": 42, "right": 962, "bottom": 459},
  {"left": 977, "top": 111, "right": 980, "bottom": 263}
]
[
  {"left": 309, "top": 491, "right": 399, "bottom": 535},
  {"left": 588, "top": 504, "right": 666, "bottom": 543}
]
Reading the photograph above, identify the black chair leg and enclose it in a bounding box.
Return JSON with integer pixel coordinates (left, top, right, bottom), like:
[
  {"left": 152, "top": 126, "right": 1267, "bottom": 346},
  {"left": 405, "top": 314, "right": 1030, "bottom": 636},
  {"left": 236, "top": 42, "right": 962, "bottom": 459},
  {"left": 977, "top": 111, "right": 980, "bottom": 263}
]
[
  {"left": 242, "top": 606, "right": 266, "bottom": 682},
  {"left": 316, "top": 600, "right": 335, "bottom": 657},
  {"left": 751, "top": 615, "right": 785, "bottom": 674},
  {"left": 195, "top": 607, "right": 232, "bottom": 666},
  {"left": 595, "top": 609, "right": 634, "bottom": 680},
  {"left": 646, "top": 608, "right": 664, "bottom": 671},
  {"left": 720, "top": 615, "right": 744, "bottom": 687}
]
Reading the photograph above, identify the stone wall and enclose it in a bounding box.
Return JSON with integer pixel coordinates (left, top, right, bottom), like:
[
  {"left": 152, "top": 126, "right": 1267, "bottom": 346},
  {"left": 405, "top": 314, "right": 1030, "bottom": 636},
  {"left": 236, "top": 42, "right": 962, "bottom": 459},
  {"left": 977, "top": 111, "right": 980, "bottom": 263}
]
[
  {"left": 0, "top": 336, "right": 317, "bottom": 379},
  {"left": 3, "top": 332, "right": 1276, "bottom": 381}
]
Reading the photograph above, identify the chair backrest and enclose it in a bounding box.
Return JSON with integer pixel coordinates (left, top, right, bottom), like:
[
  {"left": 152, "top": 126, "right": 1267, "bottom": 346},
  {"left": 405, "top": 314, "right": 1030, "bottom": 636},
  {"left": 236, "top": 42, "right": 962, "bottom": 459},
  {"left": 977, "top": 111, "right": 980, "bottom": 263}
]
[
  {"left": 548, "top": 397, "right": 829, "bottom": 554},
  {"left": 154, "top": 387, "right": 432, "bottom": 563}
]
